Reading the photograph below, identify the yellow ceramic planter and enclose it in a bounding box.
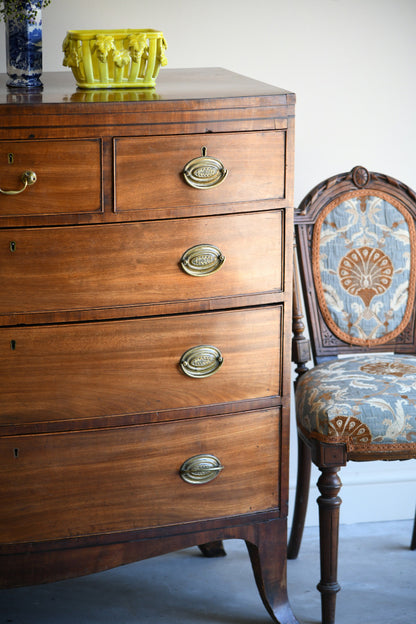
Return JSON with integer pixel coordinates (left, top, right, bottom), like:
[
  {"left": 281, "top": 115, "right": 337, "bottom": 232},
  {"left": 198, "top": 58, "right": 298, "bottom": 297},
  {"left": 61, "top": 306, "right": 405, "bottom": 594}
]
[{"left": 62, "top": 29, "right": 167, "bottom": 89}]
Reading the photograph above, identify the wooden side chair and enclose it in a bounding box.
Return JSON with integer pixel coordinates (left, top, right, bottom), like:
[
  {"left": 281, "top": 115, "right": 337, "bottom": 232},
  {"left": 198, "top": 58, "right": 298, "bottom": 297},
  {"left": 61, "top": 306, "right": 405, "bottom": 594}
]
[{"left": 288, "top": 166, "right": 416, "bottom": 624}]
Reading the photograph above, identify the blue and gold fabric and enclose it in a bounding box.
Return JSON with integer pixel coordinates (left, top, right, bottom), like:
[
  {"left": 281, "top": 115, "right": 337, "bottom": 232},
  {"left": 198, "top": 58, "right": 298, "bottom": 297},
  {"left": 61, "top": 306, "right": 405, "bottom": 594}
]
[
  {"left": 312, "top": 191, "right": 416, "bottom": 347},
  {"left": 296, "top": 354, "right": 416, "bottom": 454}
]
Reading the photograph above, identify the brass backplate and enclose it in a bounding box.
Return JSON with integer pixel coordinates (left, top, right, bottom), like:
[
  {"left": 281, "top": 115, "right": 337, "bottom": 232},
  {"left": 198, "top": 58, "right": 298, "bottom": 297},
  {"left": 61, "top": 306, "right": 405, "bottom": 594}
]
[
  {"left": 179, "top": 344, "right": 223, "bottom": 378},
  {"left": 179, "top": 454, "right": 224, "bottom": 484},
  {"left": 180, "top": 243, "right": 225, "bottom": 276}
]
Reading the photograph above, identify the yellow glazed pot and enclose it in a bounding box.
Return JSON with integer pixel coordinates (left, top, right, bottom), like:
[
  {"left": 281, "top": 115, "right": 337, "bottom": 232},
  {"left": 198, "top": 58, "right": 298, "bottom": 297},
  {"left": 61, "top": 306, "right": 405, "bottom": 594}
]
[{"left": 62, "top": 29, "right": 167, "bottom": 89}]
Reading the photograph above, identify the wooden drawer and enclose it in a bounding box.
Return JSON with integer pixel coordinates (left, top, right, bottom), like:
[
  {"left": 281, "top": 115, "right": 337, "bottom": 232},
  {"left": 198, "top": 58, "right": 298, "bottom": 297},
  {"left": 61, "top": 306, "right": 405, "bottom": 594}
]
[
  {"left": 0, "top": 211, "right": 283, "bottom": 321},
  {"left": 0, "top": 408, "right": 280, "bottom": 543},
  {"left": 114, "top": 131, "right": 285, "bottom": 215},
  {"left": 0, "top": 307, "right": 282, "bottom": 426},
  {"left": 0, "top": 139, "right": 102, "bottom": 218}
]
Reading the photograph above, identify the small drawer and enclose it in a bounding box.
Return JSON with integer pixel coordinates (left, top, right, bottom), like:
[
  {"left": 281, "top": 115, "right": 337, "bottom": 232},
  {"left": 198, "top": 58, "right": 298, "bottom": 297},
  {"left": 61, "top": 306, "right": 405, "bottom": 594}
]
[
  {"left": 0, "top": 139, "right": 102, "bottom": 218},
  {"left": 0, "top": 307, "right": 282, "bottom": 426},
  {"left": 0, "top": 409, "right": 280, "bottom": 543},
  {"left": 0, "top": 211, "right": 283, "bottom": 320},
  {"left": 114, "top": 131, "right": 285, "bottom": 215}
]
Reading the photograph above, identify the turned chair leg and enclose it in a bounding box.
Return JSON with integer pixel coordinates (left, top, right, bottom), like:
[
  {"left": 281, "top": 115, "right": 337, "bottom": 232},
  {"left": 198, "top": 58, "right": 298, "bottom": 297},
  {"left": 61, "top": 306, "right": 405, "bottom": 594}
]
[
  {"left": 411, "top": 507, "right": 416, "bottom": 551},
  {"left": 316, "top": 466, "right": 342, "bottom": 624},
  {"left": 288, "top": 434, "right": 312, "bottom": 559}
]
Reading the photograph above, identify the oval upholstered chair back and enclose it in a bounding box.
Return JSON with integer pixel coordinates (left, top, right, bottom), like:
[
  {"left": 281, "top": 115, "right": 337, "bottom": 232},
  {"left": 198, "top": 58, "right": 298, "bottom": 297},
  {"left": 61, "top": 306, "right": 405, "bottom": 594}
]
[{"left": 295, "top": 166, "right": 416, "bottom": 363}]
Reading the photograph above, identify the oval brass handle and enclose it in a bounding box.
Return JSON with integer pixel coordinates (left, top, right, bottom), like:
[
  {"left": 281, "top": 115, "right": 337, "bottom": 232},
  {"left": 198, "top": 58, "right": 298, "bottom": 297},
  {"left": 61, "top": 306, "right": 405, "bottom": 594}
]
[
  {"left": 180, "top": 345, "right": 223, "bottom": 378},
  {"left": 183, "top": 147, "right": 228, "bottom": 189},
  {"left": 0, "top": 170, "right": 37, "bottom": 195},
  {"left": 180, "top": 244, "right": 225, "bottom": 276},
  {"left": 179, "top": 454, "right": 224, "bottom": 484}
]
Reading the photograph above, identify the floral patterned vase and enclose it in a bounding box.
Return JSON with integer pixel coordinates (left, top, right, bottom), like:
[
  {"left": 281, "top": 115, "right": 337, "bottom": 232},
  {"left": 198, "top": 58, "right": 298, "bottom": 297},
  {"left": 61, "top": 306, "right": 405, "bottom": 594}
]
[{"left": 6, "top": 3, "right": 43, "bottom": 88}]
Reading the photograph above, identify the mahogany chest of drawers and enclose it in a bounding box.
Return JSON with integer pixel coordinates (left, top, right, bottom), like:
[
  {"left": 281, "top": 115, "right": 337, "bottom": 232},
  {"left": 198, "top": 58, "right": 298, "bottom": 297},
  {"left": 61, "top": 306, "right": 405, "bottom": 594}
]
[{"left": 0, "top": 68, "right": 297, "bottom": 623}]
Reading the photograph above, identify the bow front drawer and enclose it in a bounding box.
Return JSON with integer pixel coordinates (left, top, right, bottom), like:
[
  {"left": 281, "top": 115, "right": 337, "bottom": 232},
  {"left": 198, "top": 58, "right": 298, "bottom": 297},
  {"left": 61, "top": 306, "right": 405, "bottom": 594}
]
[
  {"left": 0, "top": 139, "right": 102, "bottom": 218},
  {"left": 0, "top": 211, "right": 283, "bottom": 322},
  {"left": 0, "top": 408, "right": 280, "bottom": 543},
  {"left": 0, "top": 307, "right": 282, "bottom": 427},
  {"left": 114, "top": 131, "right": 286, "bottom": 216}
]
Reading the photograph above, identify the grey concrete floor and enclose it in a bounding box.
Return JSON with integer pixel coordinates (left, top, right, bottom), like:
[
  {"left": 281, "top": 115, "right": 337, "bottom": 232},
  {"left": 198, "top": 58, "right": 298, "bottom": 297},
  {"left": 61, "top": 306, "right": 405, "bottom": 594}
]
[{"left": 1, "top": 520, "right": 414, "bottom": 624}]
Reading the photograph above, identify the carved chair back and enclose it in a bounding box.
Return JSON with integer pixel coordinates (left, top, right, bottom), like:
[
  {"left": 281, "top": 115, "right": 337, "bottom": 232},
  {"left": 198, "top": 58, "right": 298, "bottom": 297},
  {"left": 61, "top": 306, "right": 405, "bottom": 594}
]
[{"left": 294, "top": 166, "right": 416, "bottom": 369}]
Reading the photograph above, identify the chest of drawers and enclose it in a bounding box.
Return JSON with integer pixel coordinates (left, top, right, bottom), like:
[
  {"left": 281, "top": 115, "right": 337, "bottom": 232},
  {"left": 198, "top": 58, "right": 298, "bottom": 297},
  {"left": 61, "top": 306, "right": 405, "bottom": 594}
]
[{"left": 0, "top": 68, "right": 297, "bottom": 623}]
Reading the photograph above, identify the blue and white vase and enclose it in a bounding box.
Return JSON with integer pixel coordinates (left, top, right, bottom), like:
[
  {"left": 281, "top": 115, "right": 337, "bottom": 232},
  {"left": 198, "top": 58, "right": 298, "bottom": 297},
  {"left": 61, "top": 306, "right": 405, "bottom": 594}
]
[{"left": 6, "top": 2, "right": 43, "bottom": 88}]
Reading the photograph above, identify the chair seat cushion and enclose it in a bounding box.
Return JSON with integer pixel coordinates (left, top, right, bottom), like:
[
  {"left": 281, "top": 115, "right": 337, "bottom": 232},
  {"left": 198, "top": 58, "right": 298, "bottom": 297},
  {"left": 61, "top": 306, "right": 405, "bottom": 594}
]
[{"left": 296, "top": 354, "right": 416, "bottom": 455}]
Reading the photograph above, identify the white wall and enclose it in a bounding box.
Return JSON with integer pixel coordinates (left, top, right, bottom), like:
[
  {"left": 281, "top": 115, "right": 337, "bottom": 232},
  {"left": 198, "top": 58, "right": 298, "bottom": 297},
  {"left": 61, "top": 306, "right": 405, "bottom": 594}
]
[{"left": 1, "top": 0, "right": 415, "bottom": 525}]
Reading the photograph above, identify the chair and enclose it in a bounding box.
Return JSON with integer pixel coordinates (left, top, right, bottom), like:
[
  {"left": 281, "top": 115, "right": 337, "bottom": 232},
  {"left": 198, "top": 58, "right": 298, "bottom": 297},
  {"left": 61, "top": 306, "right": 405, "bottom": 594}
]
[{"left": 288, "top": 166, "right": 416, "bottom": 624}]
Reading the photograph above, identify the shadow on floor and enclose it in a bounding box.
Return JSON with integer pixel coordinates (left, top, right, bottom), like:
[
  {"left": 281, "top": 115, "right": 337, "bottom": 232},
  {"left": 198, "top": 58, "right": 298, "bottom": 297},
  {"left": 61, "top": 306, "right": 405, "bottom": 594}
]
[{"left": 0, "top": 520, "right": 414, "bottom": 624}]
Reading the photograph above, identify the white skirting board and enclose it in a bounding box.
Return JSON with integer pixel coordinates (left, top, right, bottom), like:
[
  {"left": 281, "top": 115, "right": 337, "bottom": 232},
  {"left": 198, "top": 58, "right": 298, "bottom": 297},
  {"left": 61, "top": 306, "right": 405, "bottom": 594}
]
[{"left": 289, "top": 462, "right": 416, "bottom": 527}]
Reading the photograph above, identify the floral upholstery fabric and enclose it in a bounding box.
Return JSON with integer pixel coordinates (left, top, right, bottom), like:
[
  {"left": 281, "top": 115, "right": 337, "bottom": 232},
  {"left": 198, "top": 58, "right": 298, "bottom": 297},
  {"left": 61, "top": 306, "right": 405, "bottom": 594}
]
[
  {"left": 312, "top": 193, "right": 416, "bottom": 346},
  {"left": 296, "top": 354, "right": 416, "bottom": 454}
]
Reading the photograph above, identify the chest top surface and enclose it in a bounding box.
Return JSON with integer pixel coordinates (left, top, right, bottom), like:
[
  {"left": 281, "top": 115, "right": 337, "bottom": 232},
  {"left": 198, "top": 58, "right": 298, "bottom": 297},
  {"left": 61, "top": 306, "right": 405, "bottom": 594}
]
[
  {"left": 0, "top": 68, "right": 295, "bottom": 135},
  {"left": 0, "top": 67, "right": 294, "bottom": 103}
]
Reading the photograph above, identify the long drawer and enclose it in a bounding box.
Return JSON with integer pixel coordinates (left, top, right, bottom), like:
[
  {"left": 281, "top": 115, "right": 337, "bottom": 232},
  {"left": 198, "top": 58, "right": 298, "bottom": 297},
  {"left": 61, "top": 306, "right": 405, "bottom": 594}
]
[
  {"left": 0, "top": 306, "right": 282, "bottom": 426},
  {"left": 0, "top": 211, "right": 283, "bottom": 320},
  {"left": 114, "top": 131, "right": 286, "bottom": 214},
  {"left": 0, "top": 139, "right": 102, "bottom": 218},
  {"left": 0, "top": 408, "right": 280, "bottom": 544}
]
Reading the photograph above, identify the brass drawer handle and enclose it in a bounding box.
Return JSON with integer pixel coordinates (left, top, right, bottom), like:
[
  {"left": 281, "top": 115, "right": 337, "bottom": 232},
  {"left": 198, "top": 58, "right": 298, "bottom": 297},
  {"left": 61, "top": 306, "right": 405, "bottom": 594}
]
[
  {"left": 183, "top": 147, "right": 228, "bottom": 189},
  {"left": 0, "top": 170, "right": 37, "bottom": 195},
  {"left": 180, "top": 345, "right": 223, "bottom": 378},
  {"left": 180, "top": 244, "right": 225, "bottom": 276},
  {"left": 179, "top": 454, "right": 224, "bottom": 484}
]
